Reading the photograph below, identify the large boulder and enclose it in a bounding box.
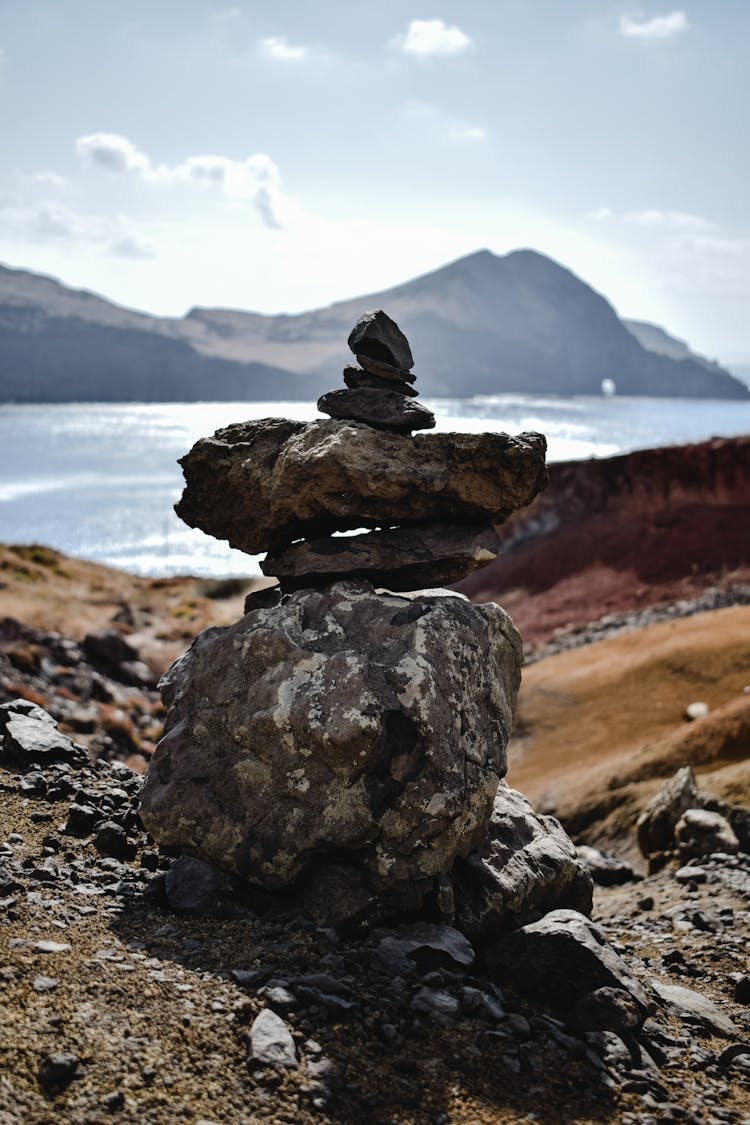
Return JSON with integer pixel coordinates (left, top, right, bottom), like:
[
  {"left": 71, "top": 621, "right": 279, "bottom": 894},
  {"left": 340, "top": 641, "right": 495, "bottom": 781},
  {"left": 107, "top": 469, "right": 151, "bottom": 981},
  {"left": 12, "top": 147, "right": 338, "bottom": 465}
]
[
  {"left": 174, "top": 418, "right": 547, "bottom": 554},
  {"left": 140, "top": 582, "right": 523, "bottom": 920}
]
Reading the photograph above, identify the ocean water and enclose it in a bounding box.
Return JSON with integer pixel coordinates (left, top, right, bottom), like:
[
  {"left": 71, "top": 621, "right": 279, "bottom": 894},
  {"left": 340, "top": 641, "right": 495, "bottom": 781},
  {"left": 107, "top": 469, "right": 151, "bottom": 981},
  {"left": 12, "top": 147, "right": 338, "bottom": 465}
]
[{"left": 1, "top": 396, "right": 749, "bottom": 579}]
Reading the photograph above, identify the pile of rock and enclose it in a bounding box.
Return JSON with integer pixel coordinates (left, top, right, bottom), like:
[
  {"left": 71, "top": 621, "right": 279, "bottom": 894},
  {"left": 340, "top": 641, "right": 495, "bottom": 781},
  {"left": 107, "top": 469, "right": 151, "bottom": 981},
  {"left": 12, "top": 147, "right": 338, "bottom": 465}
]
[
  {"left": 318, "top": 309, "right": 435, "bottom": 435},
  {"left": 175, "top": 309, "right": 547, "bottom": 593},
  {"left": 141, "top": 310, "right": 587, "bottom": 927},
  {"left": 637, "top": 765, "right": 750, "bottom": 870}
]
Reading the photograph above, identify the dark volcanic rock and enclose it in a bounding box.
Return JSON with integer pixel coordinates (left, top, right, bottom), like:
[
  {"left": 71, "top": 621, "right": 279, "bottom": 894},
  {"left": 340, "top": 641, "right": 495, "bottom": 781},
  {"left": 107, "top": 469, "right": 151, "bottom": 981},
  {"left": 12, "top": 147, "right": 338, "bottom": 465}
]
[
  {"left": 175, "top": 418, "right": 547, "bottom": 555},
  {"left": 569, "top": 987, "right": 643, "bottom": 1034},
  {"left": 261, "top": 523, "right": 501, "bottom": 592},
  {"left": 343, "top": 365, "right": 418, "bottom": 397},
  {"left": 356, "top": 354, "right": 416, "bottom": 382},
  {"left": 637, "top": 766, "right": 750, "bottom": 861},
  {"left": 674, "top": 808, "right": 739, "bottom": 858},
  {"left": 163, "top": 855, "right": 244, "bottom": 916},
  {"left": 0, "top": 702, "right": 86, "bottom": 770},
  {"left": 317, "top": 388, "right": 435, "bottom": 433},
  {"left": 637, "top": 767, "right": 704, "bottom": 857},
  {"left": 83, "top": 629, "right": 139, "bottom": 669},
  {"left": 347, "top": 310, "right": 414, "bottom": 371},
  {"left": 140, "top": 582, "right": 522, "bottom": 920},
  {"left": 496, "top": 909, "right": 650, "bottom": 1018},
  {"left": 0, "top": 699, "right": 56, "bottom": 728},
  {"left": 576, "top": 845, "right": 640, "bottom": 887},
  {"left": 38, "top": 1052, "right": 81, "bottom": 1093},
  {"left": 452, "top": 783, "right": 593, "bottom": 940},
  {"left": 373, "top": 923, "right": 475, "bottom": 976}
]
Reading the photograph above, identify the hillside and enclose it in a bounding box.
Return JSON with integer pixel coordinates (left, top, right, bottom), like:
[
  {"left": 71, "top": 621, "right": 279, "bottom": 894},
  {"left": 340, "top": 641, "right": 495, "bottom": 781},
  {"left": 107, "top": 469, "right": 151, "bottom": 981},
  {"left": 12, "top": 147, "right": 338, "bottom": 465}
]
[
  {"left": 457, "top": 434, "right": 750, "bottom": 646},
  {"left": 623, "top": 318, "right": 723, "bottom": 370},
  {"left": 1, "top": 250, "right": 747, "bottom": 401}
]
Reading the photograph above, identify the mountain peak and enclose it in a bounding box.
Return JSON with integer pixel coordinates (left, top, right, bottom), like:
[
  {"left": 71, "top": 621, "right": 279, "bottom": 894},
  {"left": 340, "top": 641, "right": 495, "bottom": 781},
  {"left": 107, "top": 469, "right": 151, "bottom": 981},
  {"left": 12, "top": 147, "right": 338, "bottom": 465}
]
[{"left": 1, "top": 252, "right": 747, "bottom": 402}]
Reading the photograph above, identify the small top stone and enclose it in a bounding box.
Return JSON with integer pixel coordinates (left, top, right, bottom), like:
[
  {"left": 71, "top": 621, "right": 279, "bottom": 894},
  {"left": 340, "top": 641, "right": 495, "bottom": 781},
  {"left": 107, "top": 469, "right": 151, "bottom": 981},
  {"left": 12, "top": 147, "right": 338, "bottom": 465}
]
[{"left": 348, "top": 310, "right": 414, "bottom": 372}]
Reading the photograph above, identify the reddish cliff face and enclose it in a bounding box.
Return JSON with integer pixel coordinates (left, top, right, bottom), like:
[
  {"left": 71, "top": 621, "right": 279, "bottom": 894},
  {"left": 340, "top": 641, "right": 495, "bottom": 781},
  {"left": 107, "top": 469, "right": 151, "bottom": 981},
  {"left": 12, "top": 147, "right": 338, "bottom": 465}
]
[{"left": 457, "top": 435, "right": 750, "bottom": 647}]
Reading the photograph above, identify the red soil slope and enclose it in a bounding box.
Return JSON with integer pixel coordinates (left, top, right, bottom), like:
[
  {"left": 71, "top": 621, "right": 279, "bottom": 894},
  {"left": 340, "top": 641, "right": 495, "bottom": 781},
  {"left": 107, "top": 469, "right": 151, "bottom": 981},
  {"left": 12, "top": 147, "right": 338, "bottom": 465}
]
[{"left": 457, "top": 435, "right": 750, "bottom": 647}]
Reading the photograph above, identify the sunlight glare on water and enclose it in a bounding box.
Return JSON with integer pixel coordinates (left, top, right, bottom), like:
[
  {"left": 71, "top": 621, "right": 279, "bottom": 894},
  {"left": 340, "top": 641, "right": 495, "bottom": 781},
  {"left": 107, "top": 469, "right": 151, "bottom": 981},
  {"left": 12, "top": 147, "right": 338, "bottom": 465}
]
[{"left": 1, "top": 395, "right": 749, "bottom": 578}]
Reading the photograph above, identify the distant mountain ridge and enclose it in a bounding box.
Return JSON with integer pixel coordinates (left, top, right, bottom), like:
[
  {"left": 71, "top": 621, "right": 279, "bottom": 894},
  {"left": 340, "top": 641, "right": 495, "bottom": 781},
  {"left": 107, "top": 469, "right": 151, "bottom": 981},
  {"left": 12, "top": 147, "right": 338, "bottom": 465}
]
[{"left": 0, "top": 249, "right": 747, "bottom": 402}]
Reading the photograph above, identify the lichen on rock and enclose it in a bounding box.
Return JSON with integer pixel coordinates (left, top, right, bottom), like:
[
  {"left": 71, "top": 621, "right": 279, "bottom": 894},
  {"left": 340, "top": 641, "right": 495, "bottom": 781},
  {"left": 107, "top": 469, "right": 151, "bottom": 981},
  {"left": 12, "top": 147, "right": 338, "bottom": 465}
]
[{"left": 140, "top": 581, "right": 523, "bottom": 919}]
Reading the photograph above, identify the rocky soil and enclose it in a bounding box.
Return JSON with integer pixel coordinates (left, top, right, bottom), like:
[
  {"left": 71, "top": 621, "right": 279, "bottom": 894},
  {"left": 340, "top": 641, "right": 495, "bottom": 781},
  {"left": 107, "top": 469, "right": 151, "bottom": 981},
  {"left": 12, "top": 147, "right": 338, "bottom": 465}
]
[
  {"left": 3, "top": 543, "right": 750, "bottom": 1122},
  {"left": 0, "top": 543, "right": 266, "bottom": 770},
  {"left": 0, "top": 711, "right": 746, "bottom": 1125},
  {"left": 3, "top": 727, "right": 750, "bottom": 1125}
]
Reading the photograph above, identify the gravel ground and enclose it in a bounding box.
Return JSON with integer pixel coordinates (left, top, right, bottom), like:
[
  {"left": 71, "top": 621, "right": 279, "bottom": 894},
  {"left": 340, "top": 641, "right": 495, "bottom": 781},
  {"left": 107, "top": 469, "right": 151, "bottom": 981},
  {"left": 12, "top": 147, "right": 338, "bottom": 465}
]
[
  {"left": 525, "top": 584, "right": 750, "bottom": 663},
  {"left": 3, "top": 750, "right": 750, "bottom": 1125}
]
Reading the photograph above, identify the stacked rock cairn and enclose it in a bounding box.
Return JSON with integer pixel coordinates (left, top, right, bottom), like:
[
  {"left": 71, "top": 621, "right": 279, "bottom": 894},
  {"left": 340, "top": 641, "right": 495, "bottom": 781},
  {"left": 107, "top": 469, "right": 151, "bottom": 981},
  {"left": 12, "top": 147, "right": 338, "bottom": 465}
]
[{"left": 140, "top": 310, "right": 592, "bottom": 928}]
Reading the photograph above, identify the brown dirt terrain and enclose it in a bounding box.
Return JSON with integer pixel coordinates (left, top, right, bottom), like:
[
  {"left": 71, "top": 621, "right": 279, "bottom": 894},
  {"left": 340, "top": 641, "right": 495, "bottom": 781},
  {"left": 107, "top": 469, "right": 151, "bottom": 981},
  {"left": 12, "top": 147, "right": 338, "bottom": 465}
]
[
  {"left": 509, "top": 605, "right": 750, "bottom": 862},
  {"left": 0, "top": 543, "right": 270, "bottom": 678}
]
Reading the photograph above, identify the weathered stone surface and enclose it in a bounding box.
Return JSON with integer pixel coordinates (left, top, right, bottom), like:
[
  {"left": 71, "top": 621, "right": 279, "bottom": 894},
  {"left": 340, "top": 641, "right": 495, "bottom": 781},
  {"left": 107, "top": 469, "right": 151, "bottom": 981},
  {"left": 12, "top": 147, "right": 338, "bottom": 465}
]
[
  {"left": 348, "top": 310, "right": 414, "bottom": 371},
  {"left": 569, "top": 987, "right": 643, "bottom": 1034},
  {"left": 164, "top": 856, "right": 241, "bottom": 915},
  {"left": 372, "top": 923, "right": 475, "bottom": 976},
  {"left": 651, "top": 981, "right": 739, "bottom": 1038},
  {"left": 496, "top": 909, "right": 650, "bottom": 1017},
  {"left": 638, "top": 766, "right": 750, "bottom": 861},
  {"left": 575, "top": 845, "right": 640, "bottom": 887},
  {"left": 452, "top": 783, "right": 593, "bottom": 940},
  {"left": 317, "top": 388, "right": 435, "bottom": 433},
  {"left": 343, "top": 365, "right": 418, "bottom": 397},
  {"left": 675, "top": 808, "right": 739, "bottom": 858},
  {"left": 249, "top": 1008, "right": 297, "bottom": 1069},
  {"left": 261, "top": 523, "right": 500, "bottom": 591},
  {"left": 140, "top": 582, "right": 522, "bottom": 919},
  {"left": 637, "top": 766, "right": 704, "bottom": 857},
  {"left": 356, "top": 354, "right": 416, "bottom": 382},
  {"left": 175, "top": 418, "right": 547, "bottom": 554},
  {"left": 0, "top": 699, "right": 56, "bottom": 728},
  {"left": 0, "top": 701, "right": 86, "bottom": 770}
]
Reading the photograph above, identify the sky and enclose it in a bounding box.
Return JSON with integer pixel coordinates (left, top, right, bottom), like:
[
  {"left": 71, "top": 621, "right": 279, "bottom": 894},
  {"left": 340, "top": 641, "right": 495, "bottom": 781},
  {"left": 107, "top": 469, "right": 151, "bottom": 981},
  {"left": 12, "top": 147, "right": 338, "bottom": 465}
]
[{"left": 1, "top": 1, "right": 748, "bottom": 363}]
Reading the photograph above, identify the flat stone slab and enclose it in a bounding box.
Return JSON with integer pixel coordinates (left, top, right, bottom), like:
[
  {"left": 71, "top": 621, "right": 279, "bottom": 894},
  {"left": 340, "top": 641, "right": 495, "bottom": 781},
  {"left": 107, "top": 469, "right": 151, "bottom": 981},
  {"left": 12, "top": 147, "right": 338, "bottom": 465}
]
[
  {"left": 356, "top": 355, "right": 416, "bottom": 383},
  {"left": 261, "top": 522, "right": 500, "bottom": 591},
  {"left": 343, "top": 365, "right": 418, "bottom": 397},
  {"left": 175, "top": 418, "right": 547, "bottom": 555},
  {"left": 317, "top": 388, "right": 435, "bottom": 433}
]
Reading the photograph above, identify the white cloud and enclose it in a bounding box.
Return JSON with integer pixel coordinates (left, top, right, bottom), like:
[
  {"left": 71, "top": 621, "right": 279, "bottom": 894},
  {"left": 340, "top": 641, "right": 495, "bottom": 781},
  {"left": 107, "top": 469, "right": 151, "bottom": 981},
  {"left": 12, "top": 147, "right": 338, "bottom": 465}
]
[
  {"left": 390, "top": 18, "right": 472, "bottom": 58},
  {"left": 76, "top": 133, "right": 150, "bottom": 173},
  {"left": 258, "top": 35, "right": 308, "bottom": 62},
  {"left": 450, "top": 123, "right": 487, "bottom": 142},
  {"left": 402, "top": 102, "right": 487, "bottom": 143},
  {"left": 29, "top": 171, "right": 67, "bottom": 189},
  {"left": 0, "top": 198, "right": 156, "bottom": 259},
  {"left": 619, "top": 10, "right": 690, "bottom": 40},
  {"left": 109, "top": 234, "right": 157, "bottom": 260},
  {"left": 624, "top": 209, "right": 715, "bottom": 231},
  {"left": 588, "top": 206, "right": 715, "bottom": 232},
  {"left": 74, "top": 133, "right": 289, "bottom": 229}
]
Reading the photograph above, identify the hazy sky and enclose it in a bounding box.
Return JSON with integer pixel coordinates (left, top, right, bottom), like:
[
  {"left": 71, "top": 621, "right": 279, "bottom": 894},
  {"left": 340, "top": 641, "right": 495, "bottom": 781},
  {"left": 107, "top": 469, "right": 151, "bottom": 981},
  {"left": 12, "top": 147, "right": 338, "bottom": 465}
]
[{"left": 1, "top": 1, "right": 748, "bottom": 360}]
